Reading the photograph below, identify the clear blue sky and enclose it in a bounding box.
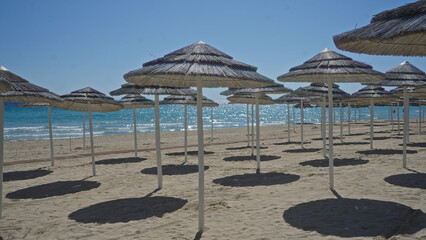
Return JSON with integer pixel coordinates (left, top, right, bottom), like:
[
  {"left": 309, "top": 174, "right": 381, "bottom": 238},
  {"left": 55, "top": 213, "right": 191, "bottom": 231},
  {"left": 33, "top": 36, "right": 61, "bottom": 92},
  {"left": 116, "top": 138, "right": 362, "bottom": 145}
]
[{"left": 1, "top": 0, "right": 424, "bottom": 102}]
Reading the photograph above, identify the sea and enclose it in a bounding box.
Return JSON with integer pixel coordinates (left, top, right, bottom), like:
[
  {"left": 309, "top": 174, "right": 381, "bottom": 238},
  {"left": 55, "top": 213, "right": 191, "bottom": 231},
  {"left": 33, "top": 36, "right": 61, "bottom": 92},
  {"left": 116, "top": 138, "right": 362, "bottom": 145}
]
[{"left": 4, "top": 102, "right": 423, "bottom": 141}]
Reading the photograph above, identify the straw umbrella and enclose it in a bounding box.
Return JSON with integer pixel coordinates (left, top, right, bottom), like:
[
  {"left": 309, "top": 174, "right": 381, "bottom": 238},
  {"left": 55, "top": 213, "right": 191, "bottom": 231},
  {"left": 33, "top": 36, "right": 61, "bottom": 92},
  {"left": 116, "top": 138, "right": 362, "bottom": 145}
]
[
  {"left": 0, "top": 65, "right": 63, "bottom": 218},
  {"left": 124, "top": 40, "right": 275, "bottom": 232},
  {"left": 391, "top": 87, "right": 426, "bottom": 134},
  {"left": 277, "top": 48, "right": 384, "bottom": 190},
  {"left": 160, "top": 95, "right": 218, "bottom": 163},
  {"left": 221, "top": 88, "right": 252, "bottom": 148},
  {"left": 60, "top": 87, "right": 123, "bottom": 176},
  {"left": 227, "top": 93, "right": 276, "bottom": 168},
  {"left": 0, "top": 80, "right": 10, "bottom": 93},
  {"left": 110, "top": 84, "right": 196, "bottom": 189},
  {"left": 275, "top": 93, "right": 305, "bottom": 141},
  {"left": 294, "top": 83, "right": 350, "bottom": 155},
  {"left": 17, "top": 102, "right": 57, "bottom": 167},
  {"left": 379, "top": 61, "right": 426, "bottom": 168},
  {"left": 118, "top": 94, "right": 154, "bottom": 157},
  {"left": 351, "top": 86, "right": 396, "bottom": 149},
  {"left": 233, "top": 84, "right": 291, "bottom": 170},
  {"left": 333, "top": 0, "right": 426, "bottom": 56}
]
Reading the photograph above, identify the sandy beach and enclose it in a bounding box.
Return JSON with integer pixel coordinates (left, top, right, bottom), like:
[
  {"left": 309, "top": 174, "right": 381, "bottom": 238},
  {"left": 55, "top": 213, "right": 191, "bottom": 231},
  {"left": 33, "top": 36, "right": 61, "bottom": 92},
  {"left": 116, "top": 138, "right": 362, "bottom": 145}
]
[{"left": 1, "top": 120, "right": 425, "bottom": 239}]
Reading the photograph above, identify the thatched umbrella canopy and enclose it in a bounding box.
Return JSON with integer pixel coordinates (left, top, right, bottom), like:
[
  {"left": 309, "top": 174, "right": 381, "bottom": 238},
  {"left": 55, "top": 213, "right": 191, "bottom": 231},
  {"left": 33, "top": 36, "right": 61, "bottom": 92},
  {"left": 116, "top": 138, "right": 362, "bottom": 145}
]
[
  {"left": 161, "top": 95, "right": 218, "bottom": 163},
  {"left": 333, "top": 0, "right": 426, "bottom": 56},
  {"left": 60, "top": 87, "right": 123, "bottom": 176},
  {"left": 0, "top": 65, "right": 63, "bottom": 219},
  {"left": 351, "top": 86, "right": 397, "bottom": 149},
  {"left": 110, "top": 84, "right": 196, "bottom": 190},
  {"left": 228, "top": 93, "right": 276, "bottom": 156},
  {"left": 18, "top": 102, "right": 57, "bottom": 170},
  {"left": 293, "top": 102, "right": 313, "bottom": 108},
  {"left": 0, "top": 80, "right": 10, "bottom": 93},
  {"left": 227, "top": 93, "right": 275, "bottom": 105},
  {"left": 123, "top": 41, "right": 275, "bottom": 233},
  {"left": 379, "top": 61, "right": 426, "bottom": 168},
  {"left": 277, "top": 48, "right": 384, "bottom": 191},
  {"left": 117, "top": 95, "right": 154, "bottom": 157},
  {"left": 275, "top": 93, "right": 307, "bottom": 141},
  {"left": 294, "top": 83, "right": 351, "bottom": 151},
  {"left": 0, "top": 66, "right": 63, "bottom": 104},
  {"left": 220, "top": 88, "right": 240, "bottom": 96},
  {"left": 221, "top": 88, "right": 252, "bottom": 146}
]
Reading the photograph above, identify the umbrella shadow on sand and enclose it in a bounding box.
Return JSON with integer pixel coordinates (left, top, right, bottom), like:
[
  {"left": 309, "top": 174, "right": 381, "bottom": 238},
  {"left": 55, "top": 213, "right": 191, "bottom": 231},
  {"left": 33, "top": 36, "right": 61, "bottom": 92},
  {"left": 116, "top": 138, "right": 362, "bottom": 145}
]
[
  {"left": 226, "top": 146, "right": 267, "bottom": 150},
  {"left": 141, "top": 164, "right": 209, "bottom": 175},
  {"left": 362, "top": 136, "right": 403, "bottom": 141},
  {"left": 223, "top": 155, "right": 280, "bottom": 162},
  {"left": 273, "top": 141, "right": 310, "bottom": 146},
  {"left": 165, "top": 150, "right": 214, "bottom": 156},
  {"left": 69, "top": 196, "right": 187, "bottom": 224},
  {"left": 385, "top": 173, "right": 426, "bottom": 189},
  {"left": 398, "top": 142, "right": 426, "bottom": 148},
  {"left": 3, "top": 169, "right": 52, "bottom": 182},
  {"left": 283, "top": 148, "right": 321, "bottom": 153},
  {"left": 299, "top": 158, "right": 369, "bottom": 167},
  {"left": 333, "top": 142, "right": 369, "bottom": 146},
  {"left": 357, "top": 149, "right": 417, "bottom": 155},
  {"left": 213, "top": 172, "right": 300, "bottom": 187},
  {"left": 283, "top": 197, "right": 426, "bottom": 238},
  {"left": 95, "top": 157, "right": 146, "bottom": 165},
  {"left": 6, "top": 180, "right": 100, "bottom": 199}
]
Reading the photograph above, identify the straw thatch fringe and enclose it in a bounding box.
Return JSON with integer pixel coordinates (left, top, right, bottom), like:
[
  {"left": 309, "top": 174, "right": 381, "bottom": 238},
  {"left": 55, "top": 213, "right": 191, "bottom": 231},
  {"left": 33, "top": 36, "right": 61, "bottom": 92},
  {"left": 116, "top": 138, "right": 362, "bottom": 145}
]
[
  {"left": 60, "top": 87, "right": 122, "bottom": 113},
  {"left": 0, "top": 66, "right": 63, "bottom": 104},
  {"left": 277, "top": 48, "right": 384, "bottom": 83},
  {"left": 333, "top": 1, "right": 426, "bottom": 56},
  {"left": 351, "top": 85, "right": 397, "bottom": 103},
  {"left": 110, "top": 83, "right": 196, "bottom": 96},
  {"left": 293, "top": 83, "right": 350, "bottom": 98},
  {"left": 381, "top": 61, "right": 426, "bottom": 87},
  {"left": 160, "top": 95, "right": 218, "bottom": 107},
  {"left": 233, "top": 84, "right": 292, "bottom": 95},
  {"left": 124, "top": 41, "right": 275, "bottom": 88},
  {"left": 275, "top": 93, "right": 309, "bottom": 104},
  {"left": 118, "top": 95, "right": 154, "bottom": 109},
  {"left": 227, "top": 93, "right": 275, "bottom": 105}
]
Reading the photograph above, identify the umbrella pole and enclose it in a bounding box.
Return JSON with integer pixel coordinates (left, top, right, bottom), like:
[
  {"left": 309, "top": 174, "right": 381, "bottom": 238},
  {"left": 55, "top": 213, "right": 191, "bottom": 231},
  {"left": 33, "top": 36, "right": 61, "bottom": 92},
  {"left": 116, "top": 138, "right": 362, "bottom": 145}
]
[
  {"left": 251, "top": 104, "right": 254, "bottom": 156},
  {"left": 301, "top": 99, "right": 304, "bottom": 148},
  {"left": 133, "top": 107, "right": 138, "bottom": 157},
  {"left": 287, "top": 103, "right": 290, "bottom": 142},
  {"left": 419, "top": 104, "right": 422, "bottom": 134},
  {"left": 293, "top": 105, "right": 295, "bottom": 133},
  {"left": 184, "top": 105, "right": 188, "bottom": 164},
  {"left": 83, "top": 112, "right": 86, "bottom": 150},
  {"left": 391, "top": 105, "right": 394, "bottom": 131},
  {"left": 339, "top": 102, "right": 343, "bottom": 142},
  {"left": 322, "top": 97, "right": 326, "bottom": 157},
  {"left": 48, "top": 106, "right": 54, "bottom": 166},
  {"left": 348, "top": 104, "right": 351, "bottom": 135},
  {"left": 328, "top": 82, "right": 334, "bottom": 190},
  {"left": 246, "top": 104, "right": 249, "bottom": 146},
  {"left": 255, "top": 94, "right": 260, "bottom": 174},
  {"left": 196, "top": 81, "right": 205, "bottom": 233},
  {"left": 370, "top": 99, "right": 374, "bottom": 149},
  {"left": 155, "top": 94, "right": 163, "bottom": 189},
  {"left": 0, "top": 98, "right": 4, "bottom": 218},
  {"left": 403, "top": 87, "right": 408, "bottom": 168},
  {"left": 211, "top": 107, "right": 213, "bottom": 141},
  {"left": 397, "top": 102, "right": 400, "bottom": 135},
  {"left": 88, "top": 110, "right": 96, "bottom": 176}
]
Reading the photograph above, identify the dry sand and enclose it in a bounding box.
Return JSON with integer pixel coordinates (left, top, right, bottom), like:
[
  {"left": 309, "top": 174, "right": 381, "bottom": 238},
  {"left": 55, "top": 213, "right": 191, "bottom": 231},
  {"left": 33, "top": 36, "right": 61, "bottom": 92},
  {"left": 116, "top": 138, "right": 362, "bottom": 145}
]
[{"left": 1, "top": 119, "right": 425, "bottom": 239}]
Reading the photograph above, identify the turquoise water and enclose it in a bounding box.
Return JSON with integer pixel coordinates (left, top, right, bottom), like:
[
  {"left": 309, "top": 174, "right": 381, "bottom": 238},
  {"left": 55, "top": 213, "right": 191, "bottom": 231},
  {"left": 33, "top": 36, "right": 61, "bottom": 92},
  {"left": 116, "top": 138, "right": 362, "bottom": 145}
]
[{"left": 4, "top": 102, "right": 423, "bottom": 141}]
